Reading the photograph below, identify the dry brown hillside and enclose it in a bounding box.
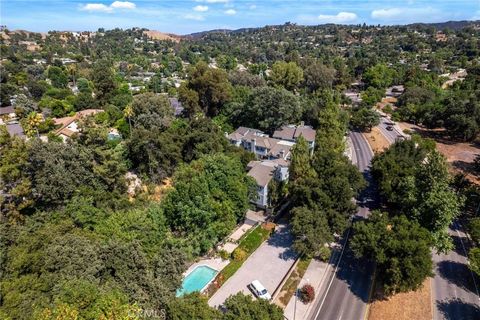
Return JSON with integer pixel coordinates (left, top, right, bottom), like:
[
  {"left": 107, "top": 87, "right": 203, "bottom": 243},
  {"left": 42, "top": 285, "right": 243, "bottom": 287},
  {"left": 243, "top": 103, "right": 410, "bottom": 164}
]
[{"left": 143, "top": 30, "right": 182, "bottom": 42}]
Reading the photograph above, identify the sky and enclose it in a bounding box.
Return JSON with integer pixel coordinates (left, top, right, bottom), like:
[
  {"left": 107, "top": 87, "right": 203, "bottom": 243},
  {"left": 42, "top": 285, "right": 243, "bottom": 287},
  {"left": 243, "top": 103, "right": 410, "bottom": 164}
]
[{"left": 1, "top": 0, "right": 479, "bottom": 35}]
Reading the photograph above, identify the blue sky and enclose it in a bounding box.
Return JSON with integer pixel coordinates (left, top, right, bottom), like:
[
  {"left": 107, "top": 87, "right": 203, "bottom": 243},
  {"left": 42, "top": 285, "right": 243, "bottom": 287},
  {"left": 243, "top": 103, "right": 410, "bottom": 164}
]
[{"left": 1, "top": 1, "right": 479, "bottom": 35}]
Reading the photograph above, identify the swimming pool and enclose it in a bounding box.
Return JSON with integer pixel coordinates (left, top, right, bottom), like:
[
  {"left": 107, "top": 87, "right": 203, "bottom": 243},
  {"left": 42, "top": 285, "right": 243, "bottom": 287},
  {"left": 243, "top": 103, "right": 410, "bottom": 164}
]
[{"left": 176, "top": 265, "right": 218, "bottom": 297}]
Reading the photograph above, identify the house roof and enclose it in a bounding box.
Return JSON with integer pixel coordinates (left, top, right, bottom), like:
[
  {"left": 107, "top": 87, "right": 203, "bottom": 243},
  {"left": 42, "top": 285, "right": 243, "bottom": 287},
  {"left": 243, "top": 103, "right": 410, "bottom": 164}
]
[
  {"left": 53, "top": 109, "right": 103, "bottom": 137},
  {"left": 273, "top": 125, "right": 316, "bottom": 143},
  {"left": 268, "top": 140, "right": 294, "bottom": 159},
  {"left": 6, "top": 123, "right": 25, "bottom": 138},
  {"left": 0, "top": 106, "right": 15, "bottom": 115},
  {"left": 169, "top": 98, "right": 184, "bottom": 116},
  {"left": 247, "top": 161, "right": 278, "bottom": 187}
]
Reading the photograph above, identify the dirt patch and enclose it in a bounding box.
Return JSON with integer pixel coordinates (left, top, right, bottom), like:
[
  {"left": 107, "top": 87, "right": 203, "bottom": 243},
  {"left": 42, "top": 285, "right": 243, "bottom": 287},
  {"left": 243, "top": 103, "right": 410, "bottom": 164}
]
[
  {"left": 363, "top": 127, "right": 391, "bottom": 154},
  {"left": 369, "top": 278, "right": 432, "bottom": 320},
  {"left": 147, "top": 178, "right": 173, "bottom": 202},
  {"left": 398, "top": 122, "right": 480, "bottom": 184}
]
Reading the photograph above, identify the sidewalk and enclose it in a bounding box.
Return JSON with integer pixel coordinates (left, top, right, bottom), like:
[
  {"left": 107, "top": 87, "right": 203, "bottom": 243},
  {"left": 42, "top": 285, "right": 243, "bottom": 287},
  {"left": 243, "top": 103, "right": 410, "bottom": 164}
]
[{"left": 283, "top": 258, "right": 330, "bottom": 320}]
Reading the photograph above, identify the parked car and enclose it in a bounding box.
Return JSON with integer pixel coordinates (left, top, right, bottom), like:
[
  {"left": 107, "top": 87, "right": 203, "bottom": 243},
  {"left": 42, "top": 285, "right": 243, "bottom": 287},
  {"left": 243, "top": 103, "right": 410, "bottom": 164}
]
[
  {"left": 386, "top": 125, "right": 394, "bottom": 131},
  {"left": 249, "top": 280, "right": 272, "bottom": 300}
]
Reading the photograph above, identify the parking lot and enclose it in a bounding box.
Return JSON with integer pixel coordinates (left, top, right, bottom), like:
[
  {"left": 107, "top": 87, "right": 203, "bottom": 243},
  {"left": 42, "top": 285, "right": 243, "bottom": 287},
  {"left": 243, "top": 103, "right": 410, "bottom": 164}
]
[{"left": 208, "top": 223, "right": 297, "bottom": 307}]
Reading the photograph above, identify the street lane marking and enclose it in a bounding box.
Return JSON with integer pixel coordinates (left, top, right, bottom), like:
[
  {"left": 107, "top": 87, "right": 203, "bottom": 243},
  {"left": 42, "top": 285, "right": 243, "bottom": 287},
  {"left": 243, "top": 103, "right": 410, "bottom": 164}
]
[
  {"left": 453, "top": 222, "right": 480, "bottom": 301},
  {"left": 313, "top": 227, "right": 352, "bottom": 319}
]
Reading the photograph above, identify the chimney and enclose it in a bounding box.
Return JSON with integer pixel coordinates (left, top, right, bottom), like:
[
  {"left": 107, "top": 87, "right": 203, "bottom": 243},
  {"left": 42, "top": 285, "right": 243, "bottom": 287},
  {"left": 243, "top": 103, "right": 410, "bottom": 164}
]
[
  {"left": 251, "top": 138, "right": 256, "bottom": 153},
  {"left": 300, "top": 121, "right": 304, "bottom": 127},
  {"left": 279, "top": 149, "right": 285, "bottom": 159}
]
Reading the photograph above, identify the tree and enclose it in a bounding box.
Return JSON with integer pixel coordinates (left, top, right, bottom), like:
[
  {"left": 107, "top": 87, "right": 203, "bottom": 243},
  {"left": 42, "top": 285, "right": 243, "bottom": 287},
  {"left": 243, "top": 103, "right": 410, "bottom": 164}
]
[
  {"left": 363, "top": 63, "right": 395, "bottom": 89},
  {"left": 47, "top": 66, "right": 68, "bottom": 89},
  {"left": 13, "top": 94, "right": 37, "bottom": 117},
  {"left": 289, "top": 136, "right": 315, "bottom": 184},
  {"left": 130, "top": 92, "right": 174, "bottom": 130},
  {"left": 469, "top": 247, "right": 480, "bottom": 277},
  {"left": 351, "top": 212, "right": 433, "bottom": 295},
  {"left": 270, "top": 61, "right": 303, "bottom": 91},
  {"left": 291, "top": 206, "right": 333, "bottom": 256},
  {"left": 350, "top": 107, "right": 380, "bottom": 132},
  {"left": 0, "top": 126, "right": 33, "bottom": 220},
  {"left": 371, "top": 140, "right": 462, "bottom": 253},
  {"left": 22, "top": 111, "right": 43, "bottom": 137},
  {"left": 361, "top": 86, "right": 384, "bottom": 107},
  {"left": 161, "top": 154, "right": 255, "bottom": 255},
  {"left": 168, "top": 293, "right": 221, "bottom": 320},
  {"left": 222, "top": 293, "right": 283, "bottom": 320},
  {"left": 179, "top": 61, "right": 232, "bottom": 117},
  {"left": 236, "top": 86, "right": 301, "bottom": 134},
  {"left": 304, "top": 62, "right": 335, "bottom": 92},
  {"left": 91, "top": 59, "right": 116, "bottom": 105}
]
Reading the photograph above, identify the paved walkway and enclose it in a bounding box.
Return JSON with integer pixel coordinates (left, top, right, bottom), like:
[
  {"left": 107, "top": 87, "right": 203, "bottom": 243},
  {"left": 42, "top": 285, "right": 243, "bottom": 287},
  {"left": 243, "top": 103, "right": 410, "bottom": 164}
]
[
  {"left": 208, "top": 224, "right": 297, "bottom": 307},
  {"left": 283, "top": 258, "right": 329, "bottom": 320}
]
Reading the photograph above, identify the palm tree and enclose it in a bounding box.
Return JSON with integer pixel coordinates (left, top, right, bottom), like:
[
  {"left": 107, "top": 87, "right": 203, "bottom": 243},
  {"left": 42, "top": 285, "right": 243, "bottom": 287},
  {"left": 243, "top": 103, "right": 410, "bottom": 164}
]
[
  {"left": 67, "top": 63, "right": 77, "bottom": 88},
  {"left": 124, "top": 104, "right": 133, "bottom": 135},
  {"left": 25, "top": 111, "right": 42, "bottom": 138}
]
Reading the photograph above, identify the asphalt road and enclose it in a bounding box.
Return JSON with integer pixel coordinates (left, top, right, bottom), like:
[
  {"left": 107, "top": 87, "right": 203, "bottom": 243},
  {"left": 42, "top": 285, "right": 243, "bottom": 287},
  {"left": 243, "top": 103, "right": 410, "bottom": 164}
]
[
  {"left": 378, "top": 116, "right": 402, "bottom": 144},
  {"left": 309, "top": 131, "right": 375, "bottom": 320},
  {"left": 432, "top": 222, "right": 480, "bottom": 320}
]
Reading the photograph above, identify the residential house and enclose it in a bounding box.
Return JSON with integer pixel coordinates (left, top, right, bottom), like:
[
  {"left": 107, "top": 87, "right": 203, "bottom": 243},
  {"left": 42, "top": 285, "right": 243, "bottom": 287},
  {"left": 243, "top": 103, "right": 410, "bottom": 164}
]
[
  {"left": 227, "top": 127, "right": 294, "bottom": 160},
  {"left": 247, "top": 159, "right": 289, "bottom": 208},
  {"left": 273, "top": 124, "right": 316, "bottom": 151},
  {"left": 53, "top": 109, "right": 103, "bottom": 141}
]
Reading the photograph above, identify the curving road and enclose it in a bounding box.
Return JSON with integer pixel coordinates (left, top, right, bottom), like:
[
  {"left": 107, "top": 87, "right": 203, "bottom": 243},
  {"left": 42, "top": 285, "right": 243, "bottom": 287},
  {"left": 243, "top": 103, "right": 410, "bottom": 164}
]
[{"left": 308, "top": 131, "right": 375, "bottom": 320}]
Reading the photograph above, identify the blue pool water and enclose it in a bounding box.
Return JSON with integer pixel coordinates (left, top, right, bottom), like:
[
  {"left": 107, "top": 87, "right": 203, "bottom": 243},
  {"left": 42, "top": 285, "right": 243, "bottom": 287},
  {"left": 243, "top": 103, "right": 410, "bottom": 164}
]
[{"left": 176, "top": 265, "right": 218, "bottom": 297}]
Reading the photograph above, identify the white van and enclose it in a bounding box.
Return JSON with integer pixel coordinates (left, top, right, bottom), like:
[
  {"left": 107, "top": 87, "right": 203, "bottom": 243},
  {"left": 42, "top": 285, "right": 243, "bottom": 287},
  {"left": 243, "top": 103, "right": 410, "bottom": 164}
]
[{"left": 249, "top": 280, "right": 272, "bottom": 300}]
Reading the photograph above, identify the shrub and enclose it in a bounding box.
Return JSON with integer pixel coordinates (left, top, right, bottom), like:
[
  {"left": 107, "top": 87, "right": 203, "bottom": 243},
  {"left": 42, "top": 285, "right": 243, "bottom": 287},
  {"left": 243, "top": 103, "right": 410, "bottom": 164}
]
[
  {"left": 383, "top": 104, "right": 393, "bottom": 114},
  {"left": 218, "top": 249, "right": 230, "bottom": 260},
  {"left": 232, "top": 248, "right": 247, "bottom": 261},
  {"left": 299, "top": 284, "right": 315, "bottom": 303},
  {"left": 317, "top": 246, "right": 331, "bottom": 262}
]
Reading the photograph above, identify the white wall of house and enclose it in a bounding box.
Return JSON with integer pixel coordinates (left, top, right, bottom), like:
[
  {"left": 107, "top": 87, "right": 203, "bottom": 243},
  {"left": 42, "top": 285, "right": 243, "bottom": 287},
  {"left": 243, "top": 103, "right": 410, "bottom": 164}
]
[{"left": 255, "top": 185, "right": 268, "bottom": 208}]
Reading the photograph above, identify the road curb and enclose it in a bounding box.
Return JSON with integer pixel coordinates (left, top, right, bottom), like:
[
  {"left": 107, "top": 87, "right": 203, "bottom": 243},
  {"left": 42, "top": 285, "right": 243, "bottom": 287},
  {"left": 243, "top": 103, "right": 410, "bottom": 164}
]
[{"left": 363, "top": 264, "right": 377, "bottom": 320}]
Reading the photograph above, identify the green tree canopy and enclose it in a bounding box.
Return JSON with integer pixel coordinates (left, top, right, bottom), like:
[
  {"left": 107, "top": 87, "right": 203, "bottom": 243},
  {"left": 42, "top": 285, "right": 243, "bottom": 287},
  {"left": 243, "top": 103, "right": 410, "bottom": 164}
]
[{"left": 351, "top": 212, "right": 433, "bottom": 295}]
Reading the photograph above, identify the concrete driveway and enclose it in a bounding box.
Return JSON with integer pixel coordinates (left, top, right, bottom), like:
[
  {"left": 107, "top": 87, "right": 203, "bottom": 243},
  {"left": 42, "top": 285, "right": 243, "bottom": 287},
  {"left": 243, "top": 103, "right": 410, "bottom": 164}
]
[{"left": 208, "top": 223, "right": 297, "bottom": 307}]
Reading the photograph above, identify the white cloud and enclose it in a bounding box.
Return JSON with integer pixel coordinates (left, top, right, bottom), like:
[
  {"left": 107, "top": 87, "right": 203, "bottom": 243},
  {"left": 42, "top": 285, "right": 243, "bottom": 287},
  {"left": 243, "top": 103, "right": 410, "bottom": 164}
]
[
  {"left": 249, "top": 4, "right": 257, "bottom": 10},
  {"left": 81, "top": 3, "right": 113, "bottom": 12},
  {"left": 184, "top": 13, "right": 205, "bottom": 21},
  {"left": 193, "top": 5, "right": 209, "bottom": 12},
  {"left": 110, "top": 1, "right": 136, "bottom": 9},
  {"left": 371, "top": 7, "right": 439, "bottom": 22},
  {"left": 317, "top": 12, "right": 357, "bottom": 23},
  {"left": 80, "top": 2, "right": 136, "bottom": 13},
  {"left": 371, "top": 8, "right": 403, "bottom": 19},
  {"left": 225, "top": 9, "right": 236, "bottom": 15}
]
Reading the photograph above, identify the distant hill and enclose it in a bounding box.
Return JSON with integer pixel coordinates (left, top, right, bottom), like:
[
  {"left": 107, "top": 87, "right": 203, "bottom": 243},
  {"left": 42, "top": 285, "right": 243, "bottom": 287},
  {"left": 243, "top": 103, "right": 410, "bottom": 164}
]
[
  {"left": 408, "top": 20, "right": 480, "bottom": 30},
  {"left": 143, "top": 30, "right": 182, "bottom": 42},
  {"left": 186, "top": 20, "right": 480, "bottom": 38}
]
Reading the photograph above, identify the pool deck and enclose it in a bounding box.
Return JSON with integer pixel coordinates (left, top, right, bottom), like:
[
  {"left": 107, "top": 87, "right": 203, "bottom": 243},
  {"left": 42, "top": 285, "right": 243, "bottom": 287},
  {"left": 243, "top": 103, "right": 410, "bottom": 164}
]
[{"left": 184, "top": 257, "right": 230, "bottom": 277}]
